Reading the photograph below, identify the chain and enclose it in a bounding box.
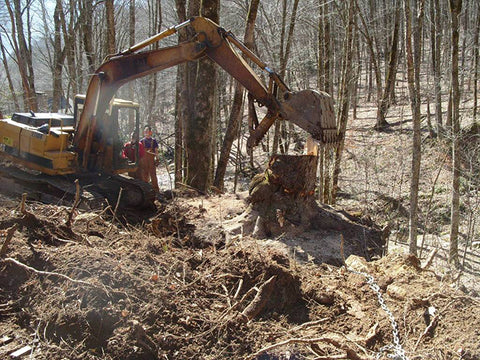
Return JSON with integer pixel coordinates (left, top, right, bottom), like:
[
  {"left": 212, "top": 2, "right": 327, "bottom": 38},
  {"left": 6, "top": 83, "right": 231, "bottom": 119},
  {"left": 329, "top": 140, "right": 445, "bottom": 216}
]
[{"left": 346, "top": 267, "right": 409, "bottom": 360}]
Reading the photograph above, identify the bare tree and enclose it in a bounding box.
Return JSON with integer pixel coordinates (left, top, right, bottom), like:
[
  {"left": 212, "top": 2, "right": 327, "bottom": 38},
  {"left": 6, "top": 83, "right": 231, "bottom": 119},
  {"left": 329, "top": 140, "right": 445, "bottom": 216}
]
[
  {"left": 377, "top": 3, "right": 401, "bottom": 129},
  {"left": 430, "top": 0, "right": 443, "bottom": 135},
  {"left": 0, "top": 31, "right": 20, "bottom": 110},
  {"left": 174, "top": 0, "right": 188, "bottom": 187},
  {"left": 51, "top": 0, "right": 67, "bottom": 112},
  {"left": 449, "top": 0, "right": 462, "bottom": 267},
  {"left": 145, "top": 0, "right": 162, "bottom": 129},
  {"left": 5, "top": 0, "right": 37, "bottom": 111},
  {"left": 128, "top": 0, "right": 136, "bottom": 130},
  {"left": 404, "top": 0, "right": 425, "bottom": 256},
  {"left": 182, "top": 0, "right": 219, "bottom": 192},
  {"left": 80, "top": 0, "right": 95, "bottom": 75},
  {"left": 272, "top": 0, "right": 300, "bottom": 155},
  {"left": 331, "top": 0, "right": 356, "bottom": 204},
  {"left": 473, "top": 0, "right": 479, "bottom": 122}
]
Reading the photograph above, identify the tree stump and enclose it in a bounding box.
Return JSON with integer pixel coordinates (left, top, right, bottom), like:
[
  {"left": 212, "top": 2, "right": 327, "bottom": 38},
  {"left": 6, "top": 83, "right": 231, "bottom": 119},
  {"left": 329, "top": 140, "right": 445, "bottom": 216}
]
[
  {"left": 226, "top": 154, "right": 385, "bottom": 264},
  {"left": 248, "top": 155, "right": 319, "bottom": 237}
]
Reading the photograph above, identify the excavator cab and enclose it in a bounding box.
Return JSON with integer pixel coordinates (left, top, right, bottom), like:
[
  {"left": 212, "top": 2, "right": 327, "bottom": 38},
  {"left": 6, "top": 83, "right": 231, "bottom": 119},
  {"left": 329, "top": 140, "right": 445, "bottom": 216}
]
[{"left": 73, "top": 95, "right": 141, "bottom": 175}]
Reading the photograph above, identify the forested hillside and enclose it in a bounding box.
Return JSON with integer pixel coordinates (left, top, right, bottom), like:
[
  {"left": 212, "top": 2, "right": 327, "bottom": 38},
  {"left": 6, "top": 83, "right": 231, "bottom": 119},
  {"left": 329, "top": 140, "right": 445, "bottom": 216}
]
[{"left": 0, "top": 0, "right": 479, "bottom": 359}]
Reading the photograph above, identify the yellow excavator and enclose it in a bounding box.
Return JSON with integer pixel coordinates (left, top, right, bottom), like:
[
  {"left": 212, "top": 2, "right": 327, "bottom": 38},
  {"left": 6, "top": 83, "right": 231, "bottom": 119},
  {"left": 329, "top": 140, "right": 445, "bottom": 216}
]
[{"left": 0, "top": 16, "right": 336, "bottom": 209}]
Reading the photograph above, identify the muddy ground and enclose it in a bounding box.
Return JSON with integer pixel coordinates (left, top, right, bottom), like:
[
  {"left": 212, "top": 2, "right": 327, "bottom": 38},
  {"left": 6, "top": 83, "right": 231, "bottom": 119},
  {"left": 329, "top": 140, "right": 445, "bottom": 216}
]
[{"left": 0, "top": 187, "right": 479, "bottom": 360}]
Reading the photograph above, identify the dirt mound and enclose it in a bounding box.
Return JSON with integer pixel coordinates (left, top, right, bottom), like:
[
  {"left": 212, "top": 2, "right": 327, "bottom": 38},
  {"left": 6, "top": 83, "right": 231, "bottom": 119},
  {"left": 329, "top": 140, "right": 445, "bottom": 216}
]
[{"left": 0, "top": 195, "right": 479, "bottom": 359}]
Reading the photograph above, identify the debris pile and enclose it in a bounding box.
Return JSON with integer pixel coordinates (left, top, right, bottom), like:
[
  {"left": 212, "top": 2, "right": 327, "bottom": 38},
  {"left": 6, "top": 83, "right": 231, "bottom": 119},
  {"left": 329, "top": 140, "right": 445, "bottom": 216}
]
[{"left": 0, "top": 193, "right": 478, "bottom": 359}]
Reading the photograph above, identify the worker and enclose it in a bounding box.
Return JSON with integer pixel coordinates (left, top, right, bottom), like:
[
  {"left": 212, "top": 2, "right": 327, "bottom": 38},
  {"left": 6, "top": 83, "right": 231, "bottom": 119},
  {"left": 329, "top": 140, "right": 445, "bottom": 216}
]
[
  {"left": 140, "top": 125, "right": 160, "bottom": 193},
  {"left": 122, "top": 131, "right": 146, "bottom": 180}
]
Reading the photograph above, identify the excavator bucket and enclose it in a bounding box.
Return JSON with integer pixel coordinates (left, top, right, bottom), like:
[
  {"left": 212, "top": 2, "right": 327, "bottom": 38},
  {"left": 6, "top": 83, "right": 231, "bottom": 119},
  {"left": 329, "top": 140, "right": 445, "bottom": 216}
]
[{"left": 280, "top": 89, "right": 338, "bottom": 144}]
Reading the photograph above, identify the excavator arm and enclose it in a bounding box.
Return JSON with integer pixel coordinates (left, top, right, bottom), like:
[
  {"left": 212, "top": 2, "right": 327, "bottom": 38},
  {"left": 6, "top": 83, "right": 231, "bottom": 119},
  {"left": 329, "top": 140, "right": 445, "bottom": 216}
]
[{"left": 73, "top": 16, "right": 336, "bottom": 171}]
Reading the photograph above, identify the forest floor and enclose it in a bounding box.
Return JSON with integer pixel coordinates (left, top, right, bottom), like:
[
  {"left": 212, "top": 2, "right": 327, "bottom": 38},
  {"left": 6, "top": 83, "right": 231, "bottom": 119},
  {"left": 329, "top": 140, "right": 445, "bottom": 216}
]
[{"left": 1, "top": 99, "right": 480, "bottom": 360}]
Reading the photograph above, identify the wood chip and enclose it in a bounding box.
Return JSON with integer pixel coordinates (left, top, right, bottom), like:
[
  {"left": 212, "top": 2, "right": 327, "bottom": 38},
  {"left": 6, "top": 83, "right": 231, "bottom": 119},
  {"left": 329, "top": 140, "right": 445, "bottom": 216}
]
[{"left": 10, "top": 345, "right": 32, "bottom": 358}]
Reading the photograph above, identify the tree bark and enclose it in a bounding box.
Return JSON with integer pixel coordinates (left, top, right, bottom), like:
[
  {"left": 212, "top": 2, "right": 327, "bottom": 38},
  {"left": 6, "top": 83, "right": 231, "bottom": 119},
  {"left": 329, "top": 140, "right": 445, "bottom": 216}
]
[
  {"left": 331, "top": 0, "right": 356, "bottom": 204},
  {"left": 145, "top": 0, "right": 162, "bottom": 129},
  {"left": 6, "top": 0, "right": 38, "bottom": 111},
  {"left": 449, "top": 0, "right": 462, "bottom": 267},
  {"left": 174, "top": 0, "right": 188, "bottom": 187},
  {"left": 128, "top": 0, "right": 136, "bottom": 130},
  {"left": 0, "top": 32, "right": 20, "bottom": 111},
  {"left": 404, "top": 0, "right": 425, "bottom": 256},
  {"left": 106, "top": 0, "right": 115, "bottom": 54},
  {"left": 80, "top": 0, "right": 95, "bottom": 75},
  {"left": 184, "top": 0, "right": 219, "bottom": 192},
  {"left": 377, "top": 4, "right": 401, "bottom": 128},
  {"left": 52, "top": 0, "right": 66, "bottom": 112},
  {"left": 431, "top": 0, "right": 443, "bottom": 134},
  {"left": 64, "top": 0, "right": 78, "bottom": 97},
  {"left": 473, "top": 1, "right": 479, "bottom": 122}
]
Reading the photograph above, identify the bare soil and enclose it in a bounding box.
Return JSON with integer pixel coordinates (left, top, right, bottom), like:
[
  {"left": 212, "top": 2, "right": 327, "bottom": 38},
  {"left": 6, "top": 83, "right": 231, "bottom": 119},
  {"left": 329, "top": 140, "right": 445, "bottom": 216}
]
[
  {"left": 1, "top": 100, "right": 480, "bottom": 359},
  {"left": 0, "top": 186, "right": 478, "bottom": 359}
]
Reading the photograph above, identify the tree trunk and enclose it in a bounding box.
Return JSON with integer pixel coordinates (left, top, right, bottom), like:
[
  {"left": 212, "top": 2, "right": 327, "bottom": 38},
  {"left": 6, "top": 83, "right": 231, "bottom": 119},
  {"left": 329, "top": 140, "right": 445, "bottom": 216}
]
[
  {"left": 324, "top": 2, "right": 332, "bottom": 95},
  {"left": 317, "top": 0, "right": 325, "bottom": 91},
  {"left": 146, "top": 0, "right": 162, "bottom": 129},
  {"left": 80, "top": 0, "right": 96, "bottom": 75},
  {"left": 105, "top": 0, "right": 115, "bottom": 54},
  {"left": 213, "top": 0, "right": 260, "bottom": 190},
  {"left": 318, "top": 0, "right": 334, "bottom": 203},
  {"left": 431, "top": 0, "right": 443, "bottom": 134},
  {"left": 404, "top": 0, "right": 425, "bottom": 256},
  {"left": 331, "top": 0, "right": 356, "bottom": 204},
  {"left": 377, "top": 4, "right": 401, "bottom": 128},
  {"left": 6, "top": 0, "right": 38, "bottom": 111},
  {"left": 128, "top": 0, "right": 136, "bottom": 130},
  {"left": 473, "top": 1, "right": 479, "bottom": 122},
  {"left": 184, "top": 0, "right": 219, "bottom": 192},
  {"left": 272, "top": 0, "right": 300, "bottom": 155},
  {"left": 174, "top": 0, "right": 189, "bottom": 187},
  {"left": 52, "top": 0, "right": 66, "bottom": 112},
  {"left": 0, "top": 32, "right": 20, "bottom": 111},
  {"left": 355, "top": 1, "right": 383, "bottom": 131},
  {"left": 449, "top": 0, "right": 462, "bottom": 267},
  {"left": 64, "top": 0, "right": 78, "bottom": 98}
]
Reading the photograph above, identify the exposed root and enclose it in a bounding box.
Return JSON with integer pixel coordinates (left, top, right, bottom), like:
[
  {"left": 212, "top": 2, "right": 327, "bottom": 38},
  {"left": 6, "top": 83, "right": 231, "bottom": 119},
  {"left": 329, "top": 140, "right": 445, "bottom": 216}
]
[{"left": 2, "top": 257, "right": 110, "bottom": 296}]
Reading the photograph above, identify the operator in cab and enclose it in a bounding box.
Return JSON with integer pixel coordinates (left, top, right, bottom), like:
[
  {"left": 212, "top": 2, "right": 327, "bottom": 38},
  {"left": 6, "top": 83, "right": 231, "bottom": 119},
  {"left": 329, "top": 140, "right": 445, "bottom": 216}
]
[
  {"left": 140, "top": 125, "right": 160, "bottom": 194},
  {"left": 122, "top": 131, "right": 146, "bottom": 180}
]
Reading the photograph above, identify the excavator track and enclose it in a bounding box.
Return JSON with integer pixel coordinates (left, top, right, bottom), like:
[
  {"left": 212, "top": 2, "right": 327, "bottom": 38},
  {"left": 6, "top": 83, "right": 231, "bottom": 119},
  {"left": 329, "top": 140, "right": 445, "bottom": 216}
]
[
  {"left": 0, "top": 162, "right": 156, "bottom": 210},
  {"left": 0, "top": 163, "right": 105, "bottom": 209},
  {"left": 85, "top": 174, "right": 156, "bottom": 210}
]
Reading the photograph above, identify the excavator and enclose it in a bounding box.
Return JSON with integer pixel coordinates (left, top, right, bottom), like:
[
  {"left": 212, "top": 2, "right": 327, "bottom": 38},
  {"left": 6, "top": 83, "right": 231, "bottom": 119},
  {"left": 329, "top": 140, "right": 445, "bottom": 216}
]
[{"left": 0, "top": 16, "right": 336, "bottom": 209}]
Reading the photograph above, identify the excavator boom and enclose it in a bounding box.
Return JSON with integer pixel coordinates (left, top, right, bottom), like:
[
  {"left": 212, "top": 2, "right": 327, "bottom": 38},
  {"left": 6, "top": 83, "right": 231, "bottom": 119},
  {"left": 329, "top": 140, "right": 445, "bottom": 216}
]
[{"left": 73, "top": 16, "right": 336, "bottom": 171}]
